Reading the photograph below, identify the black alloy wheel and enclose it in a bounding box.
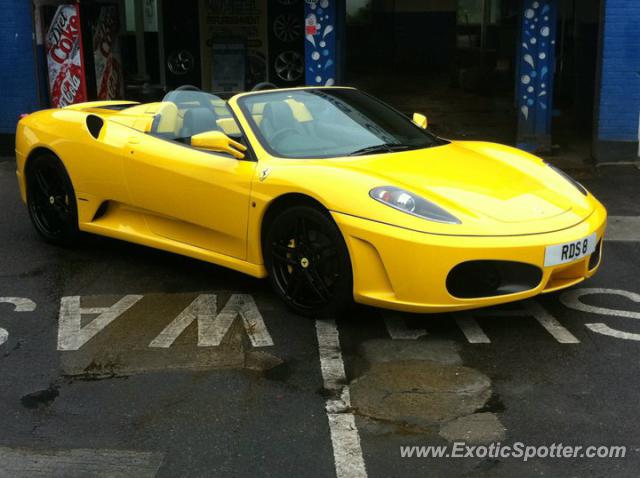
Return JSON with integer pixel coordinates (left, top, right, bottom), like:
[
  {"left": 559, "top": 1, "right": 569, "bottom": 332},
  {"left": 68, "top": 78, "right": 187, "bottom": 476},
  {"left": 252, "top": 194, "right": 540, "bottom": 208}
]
[
  {"left": 26, "top": 153, "right": 79, "bottom": 245},
  {"left": 265, "top": 206, "right": 353, "bottom": 318}
]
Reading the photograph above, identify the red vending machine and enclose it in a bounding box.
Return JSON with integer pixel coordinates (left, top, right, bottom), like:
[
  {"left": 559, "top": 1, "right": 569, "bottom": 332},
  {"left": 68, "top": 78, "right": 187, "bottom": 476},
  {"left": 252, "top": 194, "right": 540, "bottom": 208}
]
[
  {"left": 45, "top": 4, "right": 88, "bottom": 107},
  {"left": 91, "top": 4, "right": 124, "bottom": 100}
]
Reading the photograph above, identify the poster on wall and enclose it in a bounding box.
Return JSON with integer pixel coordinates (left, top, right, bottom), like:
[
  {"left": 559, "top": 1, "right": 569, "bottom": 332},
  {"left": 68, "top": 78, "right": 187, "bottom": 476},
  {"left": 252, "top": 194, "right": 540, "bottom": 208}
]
[
  {"left": 92, "top": 5, "right": 124, "bottom": 100},
  {"left": 200, "top": 0, "right": 267, "bottom": 90},
  {"left": 45, "top": 4, "right": 88, "bottom": 107},
  {"left": 211, "top": 41, "right": 246, "bottom": 91}
]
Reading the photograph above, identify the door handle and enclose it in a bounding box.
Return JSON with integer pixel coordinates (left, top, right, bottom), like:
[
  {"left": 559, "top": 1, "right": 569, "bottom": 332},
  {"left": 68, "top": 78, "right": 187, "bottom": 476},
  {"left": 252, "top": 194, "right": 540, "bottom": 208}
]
[{"left": 127, "top": 136, "right": 141, "bottom": 145}]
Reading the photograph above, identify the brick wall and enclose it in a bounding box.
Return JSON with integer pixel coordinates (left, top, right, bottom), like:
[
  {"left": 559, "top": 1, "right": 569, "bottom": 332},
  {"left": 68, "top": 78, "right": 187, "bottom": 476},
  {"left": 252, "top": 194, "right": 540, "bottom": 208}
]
[
  {"left": 595, "top": 0, "right": 640, "bottom": 161},
  {"left": 0, "top": 0, "right": 39, "bottom": 136}
]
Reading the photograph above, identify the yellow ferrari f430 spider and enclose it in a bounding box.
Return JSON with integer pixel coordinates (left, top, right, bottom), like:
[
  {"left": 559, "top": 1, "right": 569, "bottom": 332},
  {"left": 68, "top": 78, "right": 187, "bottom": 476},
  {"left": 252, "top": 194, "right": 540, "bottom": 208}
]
[{"left": 15, "top": 86, "right": 607, "bottom": 317}]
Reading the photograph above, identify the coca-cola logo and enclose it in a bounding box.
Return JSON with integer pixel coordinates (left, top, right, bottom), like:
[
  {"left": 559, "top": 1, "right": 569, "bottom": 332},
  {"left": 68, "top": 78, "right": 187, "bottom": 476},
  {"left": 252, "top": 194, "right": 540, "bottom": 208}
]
[
  {"left": 47, "top": 9, "right": 80, "bottom": 64},
  {"left": 60, "top": 69, "right": 82, "bottom": 106}
]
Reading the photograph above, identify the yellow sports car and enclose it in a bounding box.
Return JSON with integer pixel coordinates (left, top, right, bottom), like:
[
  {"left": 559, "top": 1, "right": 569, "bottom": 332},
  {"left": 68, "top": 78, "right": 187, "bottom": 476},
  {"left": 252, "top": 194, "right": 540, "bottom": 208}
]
[{"left": 15, "top": 86, "right": 606, "bottom": 317}]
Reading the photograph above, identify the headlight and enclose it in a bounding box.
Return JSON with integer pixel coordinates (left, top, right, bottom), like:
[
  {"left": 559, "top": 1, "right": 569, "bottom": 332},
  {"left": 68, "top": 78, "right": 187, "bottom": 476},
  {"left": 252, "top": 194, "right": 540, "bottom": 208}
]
[
  {"left": 369, "top": 186, "right": 461, "bottom": 224},
  {"left": 547, "top": 163, "right": 588, "bottom": 196}
]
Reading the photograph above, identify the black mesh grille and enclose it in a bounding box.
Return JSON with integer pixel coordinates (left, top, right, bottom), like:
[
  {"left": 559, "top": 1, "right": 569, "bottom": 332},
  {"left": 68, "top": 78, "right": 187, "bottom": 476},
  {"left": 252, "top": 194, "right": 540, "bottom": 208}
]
[{"left": 446, "top": 260, "right": 543, "bottom": 299}]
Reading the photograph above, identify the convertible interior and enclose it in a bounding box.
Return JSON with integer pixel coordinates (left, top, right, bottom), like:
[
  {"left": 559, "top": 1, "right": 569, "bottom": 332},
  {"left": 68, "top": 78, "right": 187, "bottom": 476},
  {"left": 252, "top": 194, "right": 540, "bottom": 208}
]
[{"left": 103, "top": 87, "right": 432, "bottom": 159}]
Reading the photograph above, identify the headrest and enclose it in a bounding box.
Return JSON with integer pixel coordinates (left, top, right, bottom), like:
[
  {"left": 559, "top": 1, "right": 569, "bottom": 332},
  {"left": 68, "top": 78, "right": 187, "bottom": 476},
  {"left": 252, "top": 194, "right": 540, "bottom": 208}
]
[{"left": 182, "top": 107, "right": 219, "bottom": 137}]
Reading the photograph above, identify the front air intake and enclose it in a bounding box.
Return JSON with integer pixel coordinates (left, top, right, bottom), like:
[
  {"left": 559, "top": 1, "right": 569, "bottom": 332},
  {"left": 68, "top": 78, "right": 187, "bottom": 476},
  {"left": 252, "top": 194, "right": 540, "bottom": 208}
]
[{"left": 446, "top": 260, "right": 543, "bottom": 299}]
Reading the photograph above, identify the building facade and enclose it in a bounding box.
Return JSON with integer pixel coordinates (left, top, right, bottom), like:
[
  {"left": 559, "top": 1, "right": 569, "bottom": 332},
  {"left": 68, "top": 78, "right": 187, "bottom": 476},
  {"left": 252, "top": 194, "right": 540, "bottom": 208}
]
[
  {"left": 594, "top": 0, "right": 640, "bottom": 161},
  {"left": 0, "top": 0, "right": 41, "bottom": 148},
  {"left": 0, "top": 0, "right": 638, "bottom": 163}
]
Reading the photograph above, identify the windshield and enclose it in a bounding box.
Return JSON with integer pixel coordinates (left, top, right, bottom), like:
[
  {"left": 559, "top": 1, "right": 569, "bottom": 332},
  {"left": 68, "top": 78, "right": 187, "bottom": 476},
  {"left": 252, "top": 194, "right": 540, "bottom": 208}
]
[
  {"left": 237, "top": 88, "right": 444, "bottom": 159},
  {"left": 150, "top": 90, "right": 241, "bottom": 143}
]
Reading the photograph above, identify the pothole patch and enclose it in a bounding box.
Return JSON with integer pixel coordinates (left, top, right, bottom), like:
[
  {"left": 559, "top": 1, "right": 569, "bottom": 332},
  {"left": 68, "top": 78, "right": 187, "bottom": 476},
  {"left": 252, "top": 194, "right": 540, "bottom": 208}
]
[
  {"left": 350, "top": 338, "right": 507, "bottom": 437},
  {"left": 439, "top": 412, "right": 506, "bottom": 444},
  {"left": 350, "top": 359, "right": 491, "bottom": 428}
]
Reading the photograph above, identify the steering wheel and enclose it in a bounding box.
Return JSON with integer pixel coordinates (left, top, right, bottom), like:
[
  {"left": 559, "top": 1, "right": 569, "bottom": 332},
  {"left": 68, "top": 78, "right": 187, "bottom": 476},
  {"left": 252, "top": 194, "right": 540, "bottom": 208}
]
[
  {"left": 269, "top": 128, "right": 300, "bottom": 148},
  {"left": 252, "top": 82, "right": 278, "bottom": 91}
]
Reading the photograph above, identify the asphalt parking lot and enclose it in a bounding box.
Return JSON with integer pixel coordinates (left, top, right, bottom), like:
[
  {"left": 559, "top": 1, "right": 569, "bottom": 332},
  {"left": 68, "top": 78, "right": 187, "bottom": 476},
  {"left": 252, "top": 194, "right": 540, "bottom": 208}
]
[{"left": 1, "top": 159, "right": 640, "bottom": 477}]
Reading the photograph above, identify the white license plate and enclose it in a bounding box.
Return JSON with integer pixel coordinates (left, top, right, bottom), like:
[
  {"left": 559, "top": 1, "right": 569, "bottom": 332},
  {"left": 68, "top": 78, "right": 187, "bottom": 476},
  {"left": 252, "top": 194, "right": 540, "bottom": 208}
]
[{"left": 544, "top": 233, "right": 597, "bottom": 267}]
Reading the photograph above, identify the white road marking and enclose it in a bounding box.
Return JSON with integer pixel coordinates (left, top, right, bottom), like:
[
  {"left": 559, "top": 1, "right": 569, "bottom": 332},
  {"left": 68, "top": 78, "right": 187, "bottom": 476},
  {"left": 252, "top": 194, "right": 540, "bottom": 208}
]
[
  {"left": 606, "top": 216, "right": 640, "bottom": 242},
  {"left": 57, "top": 295, "right": 143, "bottom": 351},
  {"left": 457, "top": 302, "right": 578, "bottom": 344},
  {"left": 586, "top": 323, "right": 640, "bottom": 341},
  {"left": 561, "top": 288, "right": 640, "bottom": 319},
  {"left": 524, "top": 300, "right": 580, "bottom": 343},
  {"left": 0, "top": 446, "right": 163, "bottom": 477},
  {"left": 454, "top": 313, "right": 491, "bottom": 343},
  {"left": 149, "top": 294, "right": 216, "bottom": 348},
  {"left": 383, "top": 313, "right": 427, "bottom": 340},
  {"left": 0, "top": 297, "right": 37, "bottom": 347},
  {"left": 327, "top": 414, "right": 367, "bottom": 478},
  {"left": 315, "top": 320, "right": 367, "bottom": 478},
  {"left": 149, "top": 294, "right": 273, "bottom": 348},
  {"left": 0, "top": 297, "right": 37, "bottom": 312},
  {"left": 561, "top": 288, "right": 640, "bottom": 341}
]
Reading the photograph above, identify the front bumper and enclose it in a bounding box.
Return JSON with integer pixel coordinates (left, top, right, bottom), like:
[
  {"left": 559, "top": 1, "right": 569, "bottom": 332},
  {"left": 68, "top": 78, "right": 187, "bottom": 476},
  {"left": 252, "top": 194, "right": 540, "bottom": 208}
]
[{"left": 333, "top": 202, "right": 607, "bottom": 313}]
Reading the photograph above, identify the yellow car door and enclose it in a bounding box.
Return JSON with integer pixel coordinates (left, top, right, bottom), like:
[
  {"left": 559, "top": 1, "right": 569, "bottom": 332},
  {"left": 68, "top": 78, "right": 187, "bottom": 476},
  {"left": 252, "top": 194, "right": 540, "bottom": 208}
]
[{"left": 123, "top": 131, "right": 256, "bottom": 260}]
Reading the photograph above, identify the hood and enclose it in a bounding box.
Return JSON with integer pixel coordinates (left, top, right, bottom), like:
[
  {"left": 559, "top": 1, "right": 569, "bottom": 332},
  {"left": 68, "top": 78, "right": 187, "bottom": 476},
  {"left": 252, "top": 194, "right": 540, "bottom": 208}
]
[{"left": 326, "top": 141, "right": 595, "bottom": 236}]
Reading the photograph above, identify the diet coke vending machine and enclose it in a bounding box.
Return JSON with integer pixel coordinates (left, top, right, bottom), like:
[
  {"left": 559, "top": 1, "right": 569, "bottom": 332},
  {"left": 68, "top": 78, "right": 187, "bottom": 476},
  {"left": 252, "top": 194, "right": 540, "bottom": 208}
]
[
  {"left": 92, "top": 5, "right": 123, "bottom": 100},
  {"left": 45, "top": 4, "right": 88, "bottom": 107}
]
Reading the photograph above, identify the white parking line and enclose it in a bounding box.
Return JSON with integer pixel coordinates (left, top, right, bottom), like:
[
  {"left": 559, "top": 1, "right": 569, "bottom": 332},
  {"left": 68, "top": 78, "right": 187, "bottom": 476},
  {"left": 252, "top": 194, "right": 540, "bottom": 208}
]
[
  {"left": 458, "top": 302, "right": 579, "bottom": 344},
  {"left": 383, "top": 314, "right": 427, "bottom": 340},
  {"left": 315, "top": 320, "right": 367, "bottom": 478},
  {"left": 454, "top": 314, "right": 492, "bottom": 343},
  {"left": 524, "top": 300, "right": 581, "bottom": 344},
  {"left": 0, "top": 446, "right": 163, "bottom": 477},
  {"left": 0, "top": 328, "right": 7, "bottom": 346}
]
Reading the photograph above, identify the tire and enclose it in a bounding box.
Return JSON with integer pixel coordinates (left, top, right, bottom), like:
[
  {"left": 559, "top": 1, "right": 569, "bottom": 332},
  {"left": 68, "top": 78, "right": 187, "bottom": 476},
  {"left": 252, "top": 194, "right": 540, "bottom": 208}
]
[
  {"left": 26, "top": 153, "right": 80, "bottom": 246},
  {"left": 264, "top": 205, "right": 353, "bottom": 319}
]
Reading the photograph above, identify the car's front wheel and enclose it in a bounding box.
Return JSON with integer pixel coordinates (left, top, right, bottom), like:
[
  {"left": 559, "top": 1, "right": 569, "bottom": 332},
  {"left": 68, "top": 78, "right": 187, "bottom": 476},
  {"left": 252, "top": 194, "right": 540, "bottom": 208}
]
[
  {"left": 26, "top": 153, "right": 80, "bottom": 245},
  {"left": 264, "top": 206, "right": 353, "bottom": 319}
]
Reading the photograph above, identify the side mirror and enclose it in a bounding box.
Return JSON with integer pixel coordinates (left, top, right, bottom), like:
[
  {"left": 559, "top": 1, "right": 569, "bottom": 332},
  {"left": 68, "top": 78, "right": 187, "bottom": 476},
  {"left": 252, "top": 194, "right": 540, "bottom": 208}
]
[
  {"left": 191, "top": 130, "right": 247, "bottom": 159},
  {"left": 412, "top": 112, "right": 428, "bottom": 129}
]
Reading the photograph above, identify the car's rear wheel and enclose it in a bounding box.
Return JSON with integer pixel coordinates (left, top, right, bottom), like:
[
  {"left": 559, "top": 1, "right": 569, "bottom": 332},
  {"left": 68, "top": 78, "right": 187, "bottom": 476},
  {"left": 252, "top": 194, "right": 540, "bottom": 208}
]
[
  {"left": 264, "top": 206, "right": 353, "bottom": 319},
  {"left": 26, "top": 153, "right": 79, "bottom": 245}
]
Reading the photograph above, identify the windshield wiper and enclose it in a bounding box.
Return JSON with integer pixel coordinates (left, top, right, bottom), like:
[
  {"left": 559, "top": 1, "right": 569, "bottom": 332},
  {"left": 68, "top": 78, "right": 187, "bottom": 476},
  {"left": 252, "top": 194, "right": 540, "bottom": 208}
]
[{"left": 348, "top": 143, "right": 412, "bottom": 156}]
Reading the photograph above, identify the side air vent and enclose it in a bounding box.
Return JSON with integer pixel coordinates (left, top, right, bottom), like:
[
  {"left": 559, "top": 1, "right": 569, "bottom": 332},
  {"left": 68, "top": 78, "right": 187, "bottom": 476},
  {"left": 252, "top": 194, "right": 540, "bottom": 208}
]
[
  {"left": 86, "top": 114, "right": 104, "bottom": 139},
  {"left": 92, "top": 201, "right": 109, "bottom": 221}
]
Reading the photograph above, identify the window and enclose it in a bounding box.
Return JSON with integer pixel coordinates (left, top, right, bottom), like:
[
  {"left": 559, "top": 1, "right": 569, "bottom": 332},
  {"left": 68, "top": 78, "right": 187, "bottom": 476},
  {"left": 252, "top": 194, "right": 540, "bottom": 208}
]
[
  {"left": 238, "top": 88, "right": 443, "bottom": 159},
  {"left": 150, "top": 90, "right": 241, "bottom": 143}
]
